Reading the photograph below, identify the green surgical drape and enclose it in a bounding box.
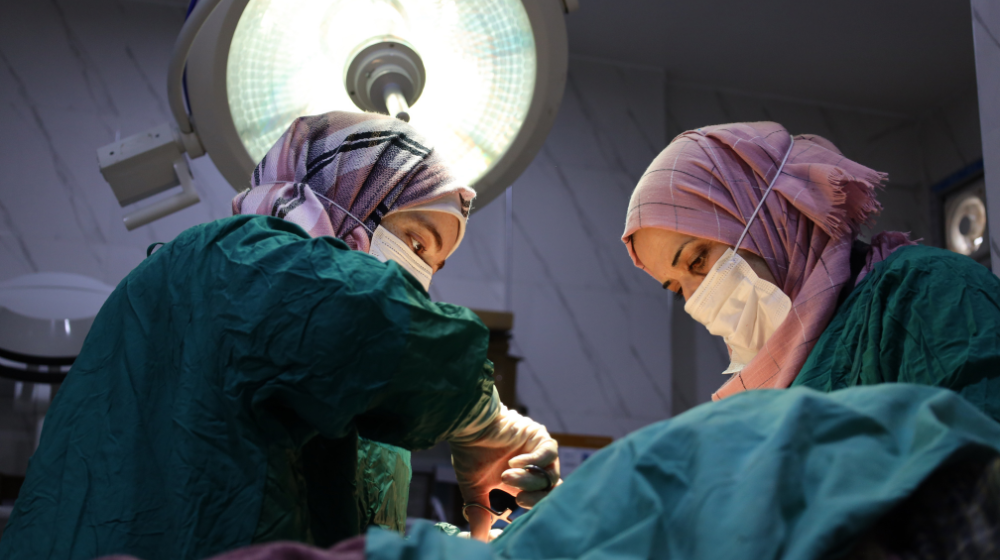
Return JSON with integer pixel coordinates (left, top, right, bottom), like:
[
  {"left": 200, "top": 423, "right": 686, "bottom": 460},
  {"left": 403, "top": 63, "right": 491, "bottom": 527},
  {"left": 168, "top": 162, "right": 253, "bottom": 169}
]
[{"left": 0, "top": 216, "right": 494, "bottom": 560}]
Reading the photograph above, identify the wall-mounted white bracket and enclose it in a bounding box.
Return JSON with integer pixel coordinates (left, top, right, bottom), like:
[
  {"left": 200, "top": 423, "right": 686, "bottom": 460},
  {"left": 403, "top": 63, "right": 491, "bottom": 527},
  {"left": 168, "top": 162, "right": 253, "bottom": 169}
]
[
  {"left": 121, "top": 157, "right": 201, "bottom": 231},
  {"left": 97, "top": 124, "right": 202, "bottom": 230}
]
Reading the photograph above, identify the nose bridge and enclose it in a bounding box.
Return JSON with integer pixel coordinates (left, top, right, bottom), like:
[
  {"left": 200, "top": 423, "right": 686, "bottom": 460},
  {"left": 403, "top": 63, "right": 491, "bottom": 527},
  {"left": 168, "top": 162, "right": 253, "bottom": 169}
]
[{"left": 682, "top": 275, "right": 704, "bottom": 300}]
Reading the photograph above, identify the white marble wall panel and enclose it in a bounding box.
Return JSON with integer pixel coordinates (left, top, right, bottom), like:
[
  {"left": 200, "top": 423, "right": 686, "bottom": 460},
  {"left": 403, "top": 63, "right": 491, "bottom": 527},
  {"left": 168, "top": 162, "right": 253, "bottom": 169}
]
[
  {"left": 918, "top": 89, "right": 982, "bottom": 186},
  {"left": 942, "top": 87, "right": 986, "bottom": 167},
  {"left": 559, "top": 60, "right": 666, "bottom": 181},
  {"left": 426, "top": 193, "right": 506, "bottom": 311},
  {"left": 1, "top": 0, "right": 983, "bottom": 440},
  {"left": 0, "top": 2, "right": 677, "bottom": 442},
  {"left": 692, "top": 319, "right": 729, "bottom": 408},
  {"left": 435, "top": 58, "right": 673, "bottom": 438},
  {"left": 972, "top": 0, "right": 1000, "bottom": 275},
  {"left": 0, "top": 0, "right": 237, "bottom": 289}
]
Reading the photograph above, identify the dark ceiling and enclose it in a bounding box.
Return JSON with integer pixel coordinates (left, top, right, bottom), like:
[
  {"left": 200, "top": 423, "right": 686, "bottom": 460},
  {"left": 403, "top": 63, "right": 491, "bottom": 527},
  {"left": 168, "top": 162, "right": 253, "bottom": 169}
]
[{"left": 565, "top": 0, "right": 978, "bottom": 116}]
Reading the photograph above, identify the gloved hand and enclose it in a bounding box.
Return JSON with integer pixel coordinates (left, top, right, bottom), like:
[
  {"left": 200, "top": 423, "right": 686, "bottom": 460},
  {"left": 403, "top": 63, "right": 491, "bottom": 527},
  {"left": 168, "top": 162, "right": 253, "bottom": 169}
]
[{"left": 449, "top": 398, "right": 560, "bottom": 542}]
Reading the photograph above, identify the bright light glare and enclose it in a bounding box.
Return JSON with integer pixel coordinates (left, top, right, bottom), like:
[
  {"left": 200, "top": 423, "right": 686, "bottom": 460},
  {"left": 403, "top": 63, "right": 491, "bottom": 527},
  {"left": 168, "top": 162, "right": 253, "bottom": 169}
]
[
  {"left": 947, "top": 195, "right": 987, "bottom": 255},
  {"left": 227, "top": 0, "right": 537, "bottom": 189}
]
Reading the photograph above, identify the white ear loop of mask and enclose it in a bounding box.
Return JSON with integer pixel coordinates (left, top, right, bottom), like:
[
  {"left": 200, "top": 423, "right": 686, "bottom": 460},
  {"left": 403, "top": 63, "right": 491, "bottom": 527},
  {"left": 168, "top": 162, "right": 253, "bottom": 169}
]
[
  {"left": 310, "top": 190, "right": 373, "bottom": 235},
  {"left": 311, "top": 191, "right": 434, "bottom": 292},
  {"left": 683, "top": 136, "right": 795, "bottom": 374},
  {"left": 733, "top": 136, "right": 795, "bottom": 252}
]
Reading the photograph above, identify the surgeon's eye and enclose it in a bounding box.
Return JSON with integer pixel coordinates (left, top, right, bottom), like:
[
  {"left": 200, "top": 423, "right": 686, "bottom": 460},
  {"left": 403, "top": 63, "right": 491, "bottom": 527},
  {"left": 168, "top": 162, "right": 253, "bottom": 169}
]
[
  {"left": 410, "top": 238, "right": 424, "bottom": 254},
  {"left": 689, "top": 250, "right": 707, "bottom": 274}
]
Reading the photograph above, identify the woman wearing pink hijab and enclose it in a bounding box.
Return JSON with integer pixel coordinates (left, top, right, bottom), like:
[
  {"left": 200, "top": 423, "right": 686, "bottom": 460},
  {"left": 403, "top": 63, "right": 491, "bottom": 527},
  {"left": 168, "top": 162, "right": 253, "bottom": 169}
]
[{"left": 622, "top": 121, "right": 1000, "bottom": 413}]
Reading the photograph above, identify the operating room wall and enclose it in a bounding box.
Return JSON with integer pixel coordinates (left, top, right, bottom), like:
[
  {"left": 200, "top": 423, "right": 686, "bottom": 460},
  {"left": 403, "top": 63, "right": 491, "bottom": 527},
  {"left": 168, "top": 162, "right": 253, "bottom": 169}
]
[
  {"left": 0, "top": 1, "right": 673, "bottom": 456},
  {"left": 0, "top": 0, "right": 983, "bottom": 455},
  {"left": 430, "top": 58, "right": 675, "bottom": 438},
  {"left": 972, "top": 0, "right": 1000, "bottom": 277},
  {"left": 0, "top": 0, "right": 238, "bottom": 476},
  {"left": 0, "top": 0, "right": 238, "bottom": 288},
  {"left": 917, "top": 87, "right": 983, "bottom": 187},
  {"left": 915, "top": 86, "right": 984, "bottom": 249}
]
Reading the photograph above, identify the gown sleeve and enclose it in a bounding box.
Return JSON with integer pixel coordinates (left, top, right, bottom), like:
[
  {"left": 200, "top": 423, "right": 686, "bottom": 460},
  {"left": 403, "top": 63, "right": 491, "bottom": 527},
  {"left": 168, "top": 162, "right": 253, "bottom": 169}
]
[
  {"left": 209, "top": 216, "right": 494, "bottom": 450},
  {"left": 794, "top": 245, "right": 1000, "bottom": 421},
  {"left": 873, "top": 248, "right": 1000, "bottom": 418}
]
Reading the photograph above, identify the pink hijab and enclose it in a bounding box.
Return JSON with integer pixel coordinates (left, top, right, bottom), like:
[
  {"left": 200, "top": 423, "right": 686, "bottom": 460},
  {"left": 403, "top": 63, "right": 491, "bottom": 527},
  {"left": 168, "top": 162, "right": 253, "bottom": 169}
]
[
  {"left": 233, "top": 111, "right": 475, "bottom": 252},
  {"left": 622, "top": 122, "right": 915, "bottom": 400}
]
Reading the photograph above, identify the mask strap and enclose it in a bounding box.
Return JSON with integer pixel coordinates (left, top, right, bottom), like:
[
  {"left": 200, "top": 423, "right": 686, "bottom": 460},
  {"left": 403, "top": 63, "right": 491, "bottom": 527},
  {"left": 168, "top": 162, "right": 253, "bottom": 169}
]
[
  {"left": 734, "top": 136, "right": 795, "bottom": 251},
  {"left": 311, "top": 189, "right": 374, "bottom": 235}
]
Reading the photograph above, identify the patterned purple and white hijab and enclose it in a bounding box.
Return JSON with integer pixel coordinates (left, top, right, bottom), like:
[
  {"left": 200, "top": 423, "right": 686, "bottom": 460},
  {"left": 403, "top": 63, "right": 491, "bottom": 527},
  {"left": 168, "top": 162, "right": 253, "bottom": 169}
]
[{"left": 233, "top": 111, "right": 475, "bottom": 253}]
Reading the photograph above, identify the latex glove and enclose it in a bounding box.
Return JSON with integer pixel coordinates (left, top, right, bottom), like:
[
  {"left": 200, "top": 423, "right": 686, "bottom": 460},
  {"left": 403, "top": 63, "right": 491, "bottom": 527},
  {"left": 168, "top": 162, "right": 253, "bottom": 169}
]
[{"left": 449, "top": 404, "right": 561, "bottom": 542}]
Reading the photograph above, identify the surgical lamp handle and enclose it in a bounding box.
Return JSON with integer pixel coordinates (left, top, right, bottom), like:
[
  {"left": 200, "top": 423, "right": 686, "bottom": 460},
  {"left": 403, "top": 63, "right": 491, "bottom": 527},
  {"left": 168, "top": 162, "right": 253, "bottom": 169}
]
[
  {"left": 383, "top": 83, "right": 411, "bottom": 122},
  {"left": 167, "top": 0, "right": 226, "bottom": 135},
  {"left": 122, "top": 158, "right": 201, "bottom": 231}
]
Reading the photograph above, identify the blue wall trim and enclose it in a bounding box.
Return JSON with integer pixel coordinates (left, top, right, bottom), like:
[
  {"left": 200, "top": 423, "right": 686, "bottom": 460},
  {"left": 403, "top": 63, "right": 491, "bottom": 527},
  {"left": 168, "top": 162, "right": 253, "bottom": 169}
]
[{"left": 931, "top": 158, "right": 985, "bottom": 194}]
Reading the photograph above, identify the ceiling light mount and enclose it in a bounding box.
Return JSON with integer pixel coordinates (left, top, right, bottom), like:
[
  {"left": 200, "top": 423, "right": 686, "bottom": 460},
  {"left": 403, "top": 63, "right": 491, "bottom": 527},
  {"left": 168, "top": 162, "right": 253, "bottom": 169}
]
[
  {"left": 345, "top": 38, "right": 425, "bottom": 122},
  {"left": 96, "top": 0, "right": 569, "bottom": 228}
]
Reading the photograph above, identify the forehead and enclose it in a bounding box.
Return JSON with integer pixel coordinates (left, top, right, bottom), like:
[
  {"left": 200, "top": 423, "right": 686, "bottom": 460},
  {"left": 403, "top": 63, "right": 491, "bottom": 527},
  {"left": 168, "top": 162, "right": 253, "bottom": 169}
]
[
  {"left": 388, "top": 210, "right": 456, "bottom": 233},
  {"left": 633, "top": 227, "right": 695, "bottom": 253}
]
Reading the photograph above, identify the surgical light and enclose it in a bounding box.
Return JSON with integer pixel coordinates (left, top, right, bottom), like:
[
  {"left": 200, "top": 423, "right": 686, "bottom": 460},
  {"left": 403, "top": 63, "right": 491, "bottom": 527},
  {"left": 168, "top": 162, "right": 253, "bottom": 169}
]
[
  {"left": 98, "top": 0, "right": 573, "bottom": 230},
  {"left": 342, "top": 38, "right": 426, "bottom": 122},
  {"left": 946, "top": 190, "right": 988, "bottom": 256}
]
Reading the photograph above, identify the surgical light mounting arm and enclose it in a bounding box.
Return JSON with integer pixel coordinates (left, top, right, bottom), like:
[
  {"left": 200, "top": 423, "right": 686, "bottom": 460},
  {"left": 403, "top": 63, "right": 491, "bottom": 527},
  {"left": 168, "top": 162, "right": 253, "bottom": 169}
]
[{"left": 97, "top": 0, "right": 224, "bottom": 230}]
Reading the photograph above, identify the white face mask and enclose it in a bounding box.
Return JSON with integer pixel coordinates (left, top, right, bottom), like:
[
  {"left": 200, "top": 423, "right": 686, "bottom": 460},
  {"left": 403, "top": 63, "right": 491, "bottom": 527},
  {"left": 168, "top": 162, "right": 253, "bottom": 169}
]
[
  {"left": 684, "top": 248, "right": 792, "bottom": 373},
  {"left": 683, "top": 136, "right": 795, "bottom": 374},
  {"left": 311, "top": 192, "right": 434, "bottom": 292},
  {"left": 368, "top": 225, "right": 434, "bottom": 291}
]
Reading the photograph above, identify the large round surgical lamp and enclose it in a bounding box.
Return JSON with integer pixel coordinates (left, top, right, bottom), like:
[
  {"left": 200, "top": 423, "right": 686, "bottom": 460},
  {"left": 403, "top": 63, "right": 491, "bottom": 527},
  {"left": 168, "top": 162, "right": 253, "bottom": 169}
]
[{"left": 98, "top": 0, "right": 575, "bottom": 230}]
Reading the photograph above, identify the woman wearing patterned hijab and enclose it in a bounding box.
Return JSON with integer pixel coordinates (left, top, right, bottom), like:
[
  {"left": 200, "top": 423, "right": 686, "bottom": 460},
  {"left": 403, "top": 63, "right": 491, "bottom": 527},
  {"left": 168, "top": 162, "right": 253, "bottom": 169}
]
[
  {"left": 0, "top": 112, "right": 559, "bottom": 560},
  {"left": 622, "top": 121, "right": 1000, "bottom": 412},
  {"left": 232, "top": 111, "right": 475, "bottom": 267}
]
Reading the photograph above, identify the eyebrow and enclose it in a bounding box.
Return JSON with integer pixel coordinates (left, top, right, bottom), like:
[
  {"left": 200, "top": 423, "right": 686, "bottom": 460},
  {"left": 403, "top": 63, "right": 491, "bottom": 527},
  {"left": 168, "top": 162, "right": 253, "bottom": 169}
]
[
  {"left": 662, "top": 238, "right": 695, "bottom": 290},
  {"left": 672, "top": 239, "right": 694, "bottom": 267}
]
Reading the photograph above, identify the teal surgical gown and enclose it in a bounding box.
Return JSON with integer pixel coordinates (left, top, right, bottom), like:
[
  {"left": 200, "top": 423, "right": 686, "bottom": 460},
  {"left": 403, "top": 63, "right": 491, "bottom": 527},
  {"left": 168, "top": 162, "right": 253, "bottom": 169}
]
[
  {"left": 0, "top": 216, "right": 494, "bottom": 559},
  {"left": 362, "top": 245, "right": 1000, "bottom": 560},
  {"left": 792, "top": 245, "right": 1000, "bottom": 420},
  {"left": 365, "top": 384, "right": 1000, "bottom": 560}
]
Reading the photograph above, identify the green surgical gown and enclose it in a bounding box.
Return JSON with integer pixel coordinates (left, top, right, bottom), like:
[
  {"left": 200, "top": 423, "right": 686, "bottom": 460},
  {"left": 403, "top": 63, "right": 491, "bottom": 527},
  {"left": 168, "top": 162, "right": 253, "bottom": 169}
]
[
  {"left": 0, "top": 216, "right": 494, "bottom": 559},
  {"left": 362, "top": 245, "right": 1000, "bottom": 560},
  {"left": 792, "top": 245, "right": 1000, "bottom": 420},
  {"left": 366, "top": 384, "right": 1000, "bottom": 560}
]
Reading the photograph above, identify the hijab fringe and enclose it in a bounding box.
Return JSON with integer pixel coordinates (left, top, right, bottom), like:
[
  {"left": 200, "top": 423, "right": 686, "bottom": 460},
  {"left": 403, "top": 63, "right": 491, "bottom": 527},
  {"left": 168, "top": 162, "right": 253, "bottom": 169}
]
[{"left": 821, "top": 168, "right": 887, "bottom": 239}]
